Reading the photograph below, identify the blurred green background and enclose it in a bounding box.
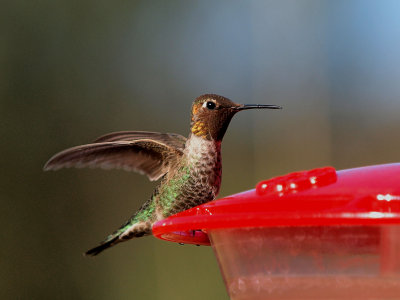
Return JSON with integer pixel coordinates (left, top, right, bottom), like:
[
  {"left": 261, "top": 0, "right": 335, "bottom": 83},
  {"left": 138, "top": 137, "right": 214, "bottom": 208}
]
[{"left": 2, "top": 0, "right": 400, "bottom": 299}]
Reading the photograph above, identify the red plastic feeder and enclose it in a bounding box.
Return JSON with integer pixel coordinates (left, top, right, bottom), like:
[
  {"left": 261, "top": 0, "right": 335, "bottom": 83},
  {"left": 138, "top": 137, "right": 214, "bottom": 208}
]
[{"left": 153, "top": 164, "right": 400, "bottom": 299}]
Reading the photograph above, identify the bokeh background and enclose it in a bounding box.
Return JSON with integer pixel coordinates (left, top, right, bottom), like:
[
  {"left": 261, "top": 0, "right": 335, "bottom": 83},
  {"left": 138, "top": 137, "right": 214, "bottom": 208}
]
[{"left": 2, "top": 0, "right": 400, "bottom": 299}]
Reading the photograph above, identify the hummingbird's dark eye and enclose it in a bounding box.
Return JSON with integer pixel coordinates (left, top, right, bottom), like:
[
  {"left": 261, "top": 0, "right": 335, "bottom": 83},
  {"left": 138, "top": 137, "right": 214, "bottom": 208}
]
[{"left": 206, "top": 101, "right": 216, "bottom": 110}]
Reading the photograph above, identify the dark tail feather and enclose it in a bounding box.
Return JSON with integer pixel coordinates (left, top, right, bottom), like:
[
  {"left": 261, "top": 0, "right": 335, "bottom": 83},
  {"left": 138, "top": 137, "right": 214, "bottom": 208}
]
[
  {"left": 84, "top": 220, "right": 152, "bottom": 256},
  {"left": 85, "top": 236, "right": 119, "bottom": 256}
]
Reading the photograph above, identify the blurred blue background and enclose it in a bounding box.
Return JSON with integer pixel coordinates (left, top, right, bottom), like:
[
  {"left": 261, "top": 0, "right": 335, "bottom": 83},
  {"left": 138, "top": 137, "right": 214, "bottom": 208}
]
[{"left": 2, "top": 0, "right": 400, "bottom": 299}]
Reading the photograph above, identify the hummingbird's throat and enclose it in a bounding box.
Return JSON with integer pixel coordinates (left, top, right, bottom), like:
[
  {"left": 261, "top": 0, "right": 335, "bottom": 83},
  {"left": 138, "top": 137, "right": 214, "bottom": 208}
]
[{"left": 191, "top": 121, "right": 208, "bottom": 138}]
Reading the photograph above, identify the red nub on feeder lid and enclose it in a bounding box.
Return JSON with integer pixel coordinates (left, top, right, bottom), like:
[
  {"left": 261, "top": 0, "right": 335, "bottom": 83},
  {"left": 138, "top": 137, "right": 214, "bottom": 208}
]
[
  {"left": 153, "top": 163, "right": 400, "bottom": 246},
  {"left": 255, "top": 166, "right": 337, "bottom": 195}
]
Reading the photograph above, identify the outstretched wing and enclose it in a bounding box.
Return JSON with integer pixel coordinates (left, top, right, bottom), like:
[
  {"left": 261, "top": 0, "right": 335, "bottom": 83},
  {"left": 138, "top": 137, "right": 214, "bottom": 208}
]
[
  {"left": 44, "top": 137, "right": 185, "bottom": 181},
  {"left": 93, "top": 131, "right": 187, "bottom": 151}
]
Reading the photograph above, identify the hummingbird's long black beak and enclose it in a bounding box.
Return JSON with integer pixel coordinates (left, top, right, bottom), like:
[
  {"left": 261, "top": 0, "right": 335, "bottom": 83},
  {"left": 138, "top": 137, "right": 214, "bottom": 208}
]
[{"left": 235, "top": 104, "right": 282, "bottom": 111}]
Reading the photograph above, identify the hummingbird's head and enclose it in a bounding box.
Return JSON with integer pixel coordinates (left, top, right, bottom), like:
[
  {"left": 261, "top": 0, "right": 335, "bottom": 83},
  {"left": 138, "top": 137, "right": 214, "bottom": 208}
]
[{"left": 190, "top": 94, "right": 281, "bottom": 141}]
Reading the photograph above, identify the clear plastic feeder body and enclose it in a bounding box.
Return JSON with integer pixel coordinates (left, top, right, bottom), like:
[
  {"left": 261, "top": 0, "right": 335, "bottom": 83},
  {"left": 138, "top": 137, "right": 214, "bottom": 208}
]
[
  {"left": 210, "top": 226, "right": 400, "bottom": 300},
  {"left": 153, "top": 164, "right": 400, "bottom": 300}
]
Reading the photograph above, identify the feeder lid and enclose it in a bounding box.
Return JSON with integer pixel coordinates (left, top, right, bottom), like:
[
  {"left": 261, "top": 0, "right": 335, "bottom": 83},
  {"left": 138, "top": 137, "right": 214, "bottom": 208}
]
[{"left": 153, "top": 163, "right": 400, "bottom": 245}]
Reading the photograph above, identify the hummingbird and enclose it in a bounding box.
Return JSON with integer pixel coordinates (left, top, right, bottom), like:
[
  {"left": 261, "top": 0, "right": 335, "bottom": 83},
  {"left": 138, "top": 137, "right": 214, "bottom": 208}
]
[{"left": 44, "top": 94, "right": 281, "bottom": 255}]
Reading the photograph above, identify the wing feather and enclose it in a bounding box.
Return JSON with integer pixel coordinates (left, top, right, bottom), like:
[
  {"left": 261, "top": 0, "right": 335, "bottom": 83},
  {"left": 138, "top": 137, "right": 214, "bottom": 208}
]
[
  {"left": 44, "top": 138, "right": 184, "bottom": 181},
  {"left": 93, "top": 131, "right": 187, "bottom": 151}
]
